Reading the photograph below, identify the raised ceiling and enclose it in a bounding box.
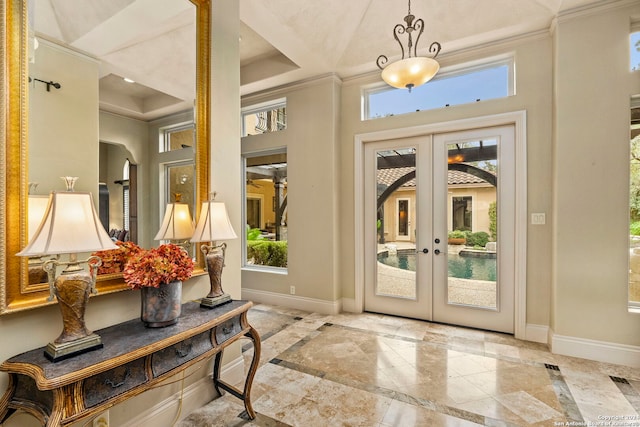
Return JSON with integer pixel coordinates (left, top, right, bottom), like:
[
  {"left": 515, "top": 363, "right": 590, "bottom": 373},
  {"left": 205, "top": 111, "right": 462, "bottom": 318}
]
[{"left": 32, "top": 0, "right": 602, "bottom": 121}]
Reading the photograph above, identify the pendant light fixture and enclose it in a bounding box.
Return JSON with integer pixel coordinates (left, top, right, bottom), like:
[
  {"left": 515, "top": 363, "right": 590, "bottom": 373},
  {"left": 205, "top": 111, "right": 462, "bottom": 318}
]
[{"left": 376, "top": 0, "right": 442, "bottom": 92}]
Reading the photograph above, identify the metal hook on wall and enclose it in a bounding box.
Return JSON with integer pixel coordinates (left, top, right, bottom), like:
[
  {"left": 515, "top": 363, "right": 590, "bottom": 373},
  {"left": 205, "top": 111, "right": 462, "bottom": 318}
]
[{"left": 29, "top": 77, "right": 61, "bottom": 92}]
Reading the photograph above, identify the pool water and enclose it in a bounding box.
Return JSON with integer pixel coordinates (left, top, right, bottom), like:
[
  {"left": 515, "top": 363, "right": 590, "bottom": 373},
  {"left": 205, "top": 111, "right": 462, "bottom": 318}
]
[{"left": 378, "top": 251, "right": 497, "bottom": 282}]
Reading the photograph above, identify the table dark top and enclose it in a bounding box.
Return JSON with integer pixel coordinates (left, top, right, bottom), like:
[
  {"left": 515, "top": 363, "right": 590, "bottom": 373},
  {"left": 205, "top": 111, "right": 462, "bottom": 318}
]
[{"left": 1, "top": 299, "right": 252, "bottom": 388}]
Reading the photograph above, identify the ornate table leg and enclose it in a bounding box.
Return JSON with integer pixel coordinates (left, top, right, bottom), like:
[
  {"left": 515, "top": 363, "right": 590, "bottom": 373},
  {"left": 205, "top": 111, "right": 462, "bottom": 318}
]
[
  {"left": 241, "top": 326, "right": 261, "bottom": 419},
  {"left": 212, "top": 352, "right": 224, "bottom": 397},
  {"left": 0, "top": 373, "right": 58, "bottom": 426},
  {"left": 212, "top": 325, "right": 261, "bottom": 420},
  {"left": 0, "top": 374, "right": 16, "bottom": 423}
]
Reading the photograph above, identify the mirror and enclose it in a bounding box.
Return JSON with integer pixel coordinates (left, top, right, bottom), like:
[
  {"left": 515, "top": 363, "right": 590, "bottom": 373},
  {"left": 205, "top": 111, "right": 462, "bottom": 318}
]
[{"left": 0, "top": 0, "right": 210, "bottom": 314}]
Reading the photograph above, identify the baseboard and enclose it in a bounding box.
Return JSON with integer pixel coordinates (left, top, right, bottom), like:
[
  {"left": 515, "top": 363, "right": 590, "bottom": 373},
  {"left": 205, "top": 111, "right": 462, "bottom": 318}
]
[
  {"left": 524, "top": 323, "right": 549, "bottom": 344},
  {"left": 341, "top": 297, "right": 360, "bottom": 313},
  {"left": 550, "top": 330, "right": 640, "bottom": 368},
  {"left": 242, "top": 288, "right": 341, "bottom": 314},
  {"left": 120, "top": 355, "right": 245, "bottom": 427}
]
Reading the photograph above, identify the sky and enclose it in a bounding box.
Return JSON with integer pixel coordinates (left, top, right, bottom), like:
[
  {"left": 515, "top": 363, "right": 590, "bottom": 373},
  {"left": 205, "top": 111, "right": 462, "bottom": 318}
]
[{"left": 632, "top": 32, "right": 640, "bottom": 71}]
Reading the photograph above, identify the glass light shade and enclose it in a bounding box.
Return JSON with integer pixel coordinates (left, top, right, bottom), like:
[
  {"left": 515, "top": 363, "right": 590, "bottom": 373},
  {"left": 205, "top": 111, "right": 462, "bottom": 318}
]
[
  {"left": 27, "top": 195, "right": 49, "bottom": 242},
  {"left": 17, "top": 191, "right": 118, "bottom": 256},
  {"left": 191, "top": 201, "right": 237, "bottom": 243},
  {"left": 155, "top": 203, "right": 195, "bottom": 240},
  {"left": 381, "top": 56, "right": 440, "bottom": 90}
]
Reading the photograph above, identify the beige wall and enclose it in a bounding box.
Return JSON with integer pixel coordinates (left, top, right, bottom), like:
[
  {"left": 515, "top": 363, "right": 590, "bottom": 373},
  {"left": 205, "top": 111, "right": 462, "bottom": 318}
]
[
  {"left": 380, "top": 185, "right": 495, "bottom": 243},
  {"left": 448, "top": 186, "right": 496, "bottom": 235},
  {"left": 241, "top": 76, "right": 341, "bottom": 301},
  {"left": 29, "top": 40, "right": 99, "bottom": 195},
  {"left": 552, "top": 2, "right": 640, "bottom": 345},
  {"left": 210, "top": 0, "right": 242, "bottom": 302}
]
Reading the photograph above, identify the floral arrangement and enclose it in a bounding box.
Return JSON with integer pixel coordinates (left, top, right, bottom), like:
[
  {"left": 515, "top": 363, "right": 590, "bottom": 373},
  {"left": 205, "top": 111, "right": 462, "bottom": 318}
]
[
  {"left": 123, "top": 243, "right": 194, "bottom": 289},
  {"left": 92, "top": 240, "right": 143, "bottom": 275}
]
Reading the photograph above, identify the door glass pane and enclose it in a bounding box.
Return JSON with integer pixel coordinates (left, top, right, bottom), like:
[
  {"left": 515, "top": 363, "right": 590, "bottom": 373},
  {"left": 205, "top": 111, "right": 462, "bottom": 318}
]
[
  {"left": 376, "top": 147, "right": 417, "bottom": 299},
  {"left": 446, "top": 139, "right": 497, "bottom": 309}
]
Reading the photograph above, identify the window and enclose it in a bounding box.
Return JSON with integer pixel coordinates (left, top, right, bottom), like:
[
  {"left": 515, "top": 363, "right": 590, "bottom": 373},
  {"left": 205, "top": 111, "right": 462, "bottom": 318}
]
[
  {"left": 160, "top": 123, "right": 194, "bottom": 153},
  {"left": 122, "top": 160, "right": 130, "bottom": 232},
  {"left": 164, "top": 162, "right": 195, "bottom": 204},
  {"left": 242, "top": 98, "right": 287, "bottom": 137},
  {"left": 631, "top": 29, "right": 640, "bottom": 71},
  {"left": 363, "top": 57, "right": 513, "bottom": 120},
  {"left": 243, "top": 150, "right": 288, "bottom": 270},
  {"left": 629, "top": 102, "right": 640, "bottom": 309}
]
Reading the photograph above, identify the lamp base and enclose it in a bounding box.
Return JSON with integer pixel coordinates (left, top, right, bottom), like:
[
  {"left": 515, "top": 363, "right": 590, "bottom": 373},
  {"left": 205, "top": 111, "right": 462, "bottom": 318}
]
[
  {"left": 200, "top": 293, "right": 232, "bottom": 308},
  {"left": 44, "top": 333, "right": 103, "bottom": 362}
]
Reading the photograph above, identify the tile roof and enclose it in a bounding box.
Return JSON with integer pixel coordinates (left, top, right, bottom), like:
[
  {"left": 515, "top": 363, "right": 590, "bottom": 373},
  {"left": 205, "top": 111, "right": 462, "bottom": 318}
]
[{"left": 377, "top": 167, "right": 492, "bottom": 188}]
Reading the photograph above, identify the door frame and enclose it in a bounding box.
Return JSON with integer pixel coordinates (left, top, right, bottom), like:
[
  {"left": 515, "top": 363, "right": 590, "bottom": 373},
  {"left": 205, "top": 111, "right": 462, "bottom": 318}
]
[{"left": 353, "top": 111, "right": 528, "bottom": 339}]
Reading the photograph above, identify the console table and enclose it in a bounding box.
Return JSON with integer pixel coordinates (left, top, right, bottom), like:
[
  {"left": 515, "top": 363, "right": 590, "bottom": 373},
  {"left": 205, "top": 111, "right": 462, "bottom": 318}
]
[{"left": 0, "top": 300, "right": 261, "bottom": 426}]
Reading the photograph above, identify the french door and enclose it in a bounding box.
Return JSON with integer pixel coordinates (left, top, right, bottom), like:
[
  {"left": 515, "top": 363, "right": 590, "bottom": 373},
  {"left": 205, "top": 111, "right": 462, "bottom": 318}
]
[{"left": 364, "top": 125, "right": 515, "bottom": 333}]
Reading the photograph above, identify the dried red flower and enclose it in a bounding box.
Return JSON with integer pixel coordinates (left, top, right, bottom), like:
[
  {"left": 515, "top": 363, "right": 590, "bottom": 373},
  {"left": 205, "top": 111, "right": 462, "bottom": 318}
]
[
  {"left": 123, "top": 244, "right": 194, "bottom": 289},
  {"left": 92, "top": 240, "right": 143, "bottom": 275}
]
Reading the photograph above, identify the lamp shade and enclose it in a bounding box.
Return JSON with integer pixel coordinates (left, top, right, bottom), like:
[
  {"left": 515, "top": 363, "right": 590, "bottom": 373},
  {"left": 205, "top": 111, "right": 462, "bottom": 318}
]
[
  {"left": 155, "top": 202, "right": 195, "bottom": 240},
  {"left": 380, "top": 56, "right": 440, "bottom": 90},
  {"left": 17, "top": 191, "right": 118, "bottom": 256},
  {"left": 191, "top": 201, "right": 237, "bottom": 242},
  {"left": 27, "top": 195, "right": 50, "bottom": 242}
]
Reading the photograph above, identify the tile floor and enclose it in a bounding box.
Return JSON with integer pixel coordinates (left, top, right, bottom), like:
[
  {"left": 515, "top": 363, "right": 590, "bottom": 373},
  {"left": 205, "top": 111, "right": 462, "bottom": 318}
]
[{"left": 178, "top": 304, "right": 640, "bottom": 427}]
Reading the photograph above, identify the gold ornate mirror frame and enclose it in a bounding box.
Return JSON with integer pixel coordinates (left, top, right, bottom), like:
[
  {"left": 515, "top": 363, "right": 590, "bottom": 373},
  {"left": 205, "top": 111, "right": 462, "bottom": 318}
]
[{"left": 0, "top": 0, "right": 211, "bottom": 314}]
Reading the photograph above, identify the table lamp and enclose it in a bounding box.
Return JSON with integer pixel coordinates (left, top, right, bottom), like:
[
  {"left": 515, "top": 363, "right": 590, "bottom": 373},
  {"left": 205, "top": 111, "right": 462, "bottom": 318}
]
[
  {"left": 27, "top": 193, "right": 52, "bottom": 284},
  {"left": 154, "top": 193, "right": 195, "bottom": 247},
  {"left": 17, "top": 177, "right": 118, "bottom": 362},
  {"left": 190, "top": 194, "right": 237, "bottom": 308}
]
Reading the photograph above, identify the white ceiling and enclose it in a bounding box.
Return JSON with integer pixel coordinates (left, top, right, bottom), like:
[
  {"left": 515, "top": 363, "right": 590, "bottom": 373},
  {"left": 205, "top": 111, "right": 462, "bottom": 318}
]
[{"left": 33, "top": 0, "right": 602, "bottom": 121}]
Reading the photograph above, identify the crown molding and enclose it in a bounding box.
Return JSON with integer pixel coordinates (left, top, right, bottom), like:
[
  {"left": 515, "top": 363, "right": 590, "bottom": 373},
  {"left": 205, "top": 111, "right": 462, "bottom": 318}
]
[
  {"left": 558, "top": 0, "right": 640, "bottom": 23},
  {"left": 241, "top": 73, "right": 341, "bottom": 104}
]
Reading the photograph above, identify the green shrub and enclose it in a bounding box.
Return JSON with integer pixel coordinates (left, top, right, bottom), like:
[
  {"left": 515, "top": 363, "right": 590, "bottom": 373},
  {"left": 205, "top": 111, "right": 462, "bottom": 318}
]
[
  {"left": 247, "top": 240, "right": 288, "bottom": 267},
  {"left": 246, "top": 228, "right": 264, "bottom": 241},
  {"left": 631, "top": 222, "right": 640, "bottom": 236},
  {"left": 489, "top": 202, "right": 497, "bottom": 241},
  {"left": 466, "top": 231, "right": 490, "bottom": 248}
]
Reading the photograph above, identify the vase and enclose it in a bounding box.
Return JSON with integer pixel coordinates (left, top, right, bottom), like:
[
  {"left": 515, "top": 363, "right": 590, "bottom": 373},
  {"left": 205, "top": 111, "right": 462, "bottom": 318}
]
[{"left": 140, "top": 280, "right": 182, "bottom": 327}]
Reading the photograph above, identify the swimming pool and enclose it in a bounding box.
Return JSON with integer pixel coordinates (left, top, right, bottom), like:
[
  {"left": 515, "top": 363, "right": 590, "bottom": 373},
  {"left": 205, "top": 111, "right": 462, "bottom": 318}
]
[{"left": 378, "top": 251, "right": 497, "bottom": 282}]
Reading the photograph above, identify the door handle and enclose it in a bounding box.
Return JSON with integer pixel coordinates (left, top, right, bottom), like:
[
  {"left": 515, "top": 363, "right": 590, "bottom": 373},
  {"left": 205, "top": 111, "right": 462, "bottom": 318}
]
[
  {"left": 434, "top": 249, "right": 441, "bottom": 255},
  {"left": 416, "top": 248, "right": 429, "bottom": 254},
  {"left": 434, "top": 238, "right": 440, "bottom": 244}
]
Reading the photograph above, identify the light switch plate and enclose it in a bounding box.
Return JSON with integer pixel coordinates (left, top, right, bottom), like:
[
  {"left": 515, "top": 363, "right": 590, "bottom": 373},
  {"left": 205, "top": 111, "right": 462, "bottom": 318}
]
[{"left": 531, "top": 213, "right": 546, "bottom": 225}]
